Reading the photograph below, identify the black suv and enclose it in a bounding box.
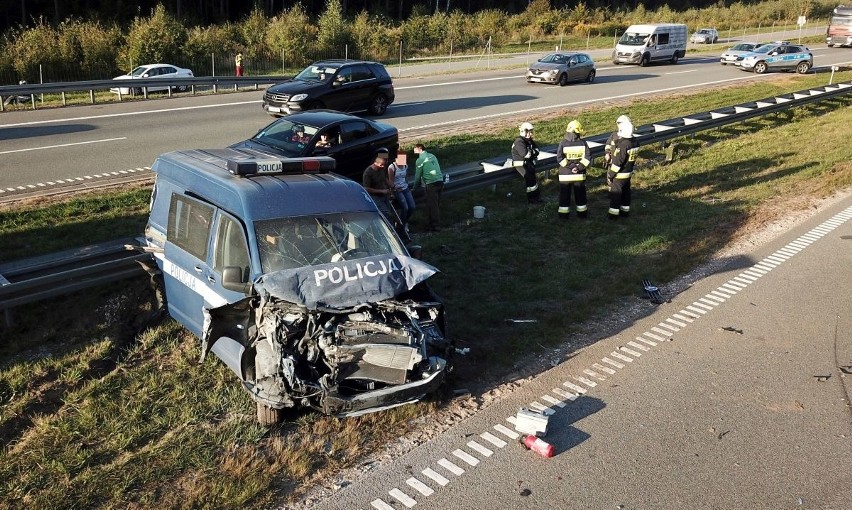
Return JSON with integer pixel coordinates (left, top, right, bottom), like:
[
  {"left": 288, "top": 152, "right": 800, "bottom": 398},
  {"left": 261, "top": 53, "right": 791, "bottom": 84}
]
[{"left": 263, "top": 60, "right": 395, "bottom": 117}]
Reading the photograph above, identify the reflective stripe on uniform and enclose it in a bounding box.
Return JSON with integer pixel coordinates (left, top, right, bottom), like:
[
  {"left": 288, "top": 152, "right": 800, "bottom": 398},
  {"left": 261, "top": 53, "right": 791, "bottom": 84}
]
[
  {"left": 615, "top": 172, "right": 632, "bottom": 179},
  {"left": 608, "top": 207, "right": 620, "bottom": 216},
  {"left": 558, "top": 206, "right": 571, "bottom": 214},
  {"left": 526, "top": 183, "right": 539, "bottom": 193},
  {"left": 620, "top": 206, "right": 630, "bottom": 212},
  {"left": 559, "top": 174, "right": 586, "bottom": 182},
  {"left": 576, "top": 204, "right": 588, "bottom": 212},
  {"left": 512, "top": 160, "right": 526, "bottom": 167}
]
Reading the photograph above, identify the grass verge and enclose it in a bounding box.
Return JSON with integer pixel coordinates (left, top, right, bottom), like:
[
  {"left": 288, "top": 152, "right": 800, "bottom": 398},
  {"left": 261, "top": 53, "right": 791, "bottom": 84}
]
[{"left": 1, "top": 72, "right": 851, "bottom": 509}]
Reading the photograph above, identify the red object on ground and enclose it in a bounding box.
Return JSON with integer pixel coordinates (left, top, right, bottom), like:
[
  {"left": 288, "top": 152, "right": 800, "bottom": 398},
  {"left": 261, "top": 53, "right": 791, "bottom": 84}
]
[{"left": 522, "top": 435, "right": 554, "bottom": 458}]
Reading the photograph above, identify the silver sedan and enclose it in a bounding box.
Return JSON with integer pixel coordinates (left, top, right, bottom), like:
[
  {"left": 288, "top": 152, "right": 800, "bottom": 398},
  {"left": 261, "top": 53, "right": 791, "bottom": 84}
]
[{"left": 526, "top": 52, "right": 596, "bottom": 86}]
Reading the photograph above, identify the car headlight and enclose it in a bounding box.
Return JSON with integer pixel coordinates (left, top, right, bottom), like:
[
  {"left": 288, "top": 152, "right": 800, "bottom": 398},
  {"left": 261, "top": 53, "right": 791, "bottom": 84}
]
[
  {"left": 290, "top": 93, "right": 308, "bottom": 102},
  {"left": 545, "top": 70, "right": 557, "bottom": 76}
]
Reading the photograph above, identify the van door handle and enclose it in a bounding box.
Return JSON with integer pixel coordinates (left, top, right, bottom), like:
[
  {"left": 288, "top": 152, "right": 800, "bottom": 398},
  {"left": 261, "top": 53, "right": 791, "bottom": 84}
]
[
  {"left": 194, "top": 265, "right": 203, "bottom": 273},
  {"left": 207, "top": 276, "right": 216, "bottom": 284}
]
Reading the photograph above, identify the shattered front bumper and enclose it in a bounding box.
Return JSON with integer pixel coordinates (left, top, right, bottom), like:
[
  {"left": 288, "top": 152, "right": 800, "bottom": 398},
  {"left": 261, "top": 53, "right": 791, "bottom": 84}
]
[{"left": 243, "top": 357, "right": 448, "bottom": 417}]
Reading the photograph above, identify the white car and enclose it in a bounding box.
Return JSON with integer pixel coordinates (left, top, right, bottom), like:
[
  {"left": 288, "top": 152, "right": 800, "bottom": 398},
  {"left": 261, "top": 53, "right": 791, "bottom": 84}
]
[
  {"left": 720, "top": 42, "right": 760, "bottom": 65},
  {"left": 690, "top": 28, "right": 719, "bottom": 44},
  {"left": 110, "top": 64, "right": 194, "bottom": 95}
]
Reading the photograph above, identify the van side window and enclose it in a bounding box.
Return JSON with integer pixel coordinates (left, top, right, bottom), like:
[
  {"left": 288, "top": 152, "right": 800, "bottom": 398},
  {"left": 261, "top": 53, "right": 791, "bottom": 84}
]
[
  {"left": 658, "top": 33, "right": 670, "bottom": 45},
  {"left": 167, "top": 194, "right": 214, "bottom": 260},
  {"left": 213, "top": 214, "right": 250, "bottom": 282}
]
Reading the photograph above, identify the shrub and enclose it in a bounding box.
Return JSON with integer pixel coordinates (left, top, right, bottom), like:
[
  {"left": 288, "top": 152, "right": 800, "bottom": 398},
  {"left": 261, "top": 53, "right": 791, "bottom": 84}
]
[
  {"left": 264, "top": 5, "right": 316, "bottom": 70},
  {"left": 117, "top": 4, "right": 186, "bottom": 72},
  {"left": 317, "top": 0, "right": 352, "bottom": 54}
]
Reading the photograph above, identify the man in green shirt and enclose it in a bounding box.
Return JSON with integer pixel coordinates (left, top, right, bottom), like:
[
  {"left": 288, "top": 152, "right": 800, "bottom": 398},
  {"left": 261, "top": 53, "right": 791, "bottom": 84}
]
[{"left": 412, "top": 143, "right": 444, "bottom": 232}]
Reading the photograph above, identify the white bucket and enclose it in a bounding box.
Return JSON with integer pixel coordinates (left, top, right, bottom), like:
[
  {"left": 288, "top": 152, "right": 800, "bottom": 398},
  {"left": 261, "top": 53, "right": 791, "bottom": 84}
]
[{"left": 473, "top": 206, "right": 486, "bottom": 219}]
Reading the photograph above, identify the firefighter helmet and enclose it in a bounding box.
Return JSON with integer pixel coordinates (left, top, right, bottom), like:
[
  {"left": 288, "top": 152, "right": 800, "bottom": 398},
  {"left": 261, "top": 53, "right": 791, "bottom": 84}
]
[
  {"left": 519, "top": 122, "right": 534, "bottom": 135},
  {"left": 566, "top": 120, "right": 584, "bottom": 135},
  {"left": 617, "top": 121, "right": 634, "bottom": 138},
  {"left": 616, "top": 115, "right": 631, "bottom": 125}
]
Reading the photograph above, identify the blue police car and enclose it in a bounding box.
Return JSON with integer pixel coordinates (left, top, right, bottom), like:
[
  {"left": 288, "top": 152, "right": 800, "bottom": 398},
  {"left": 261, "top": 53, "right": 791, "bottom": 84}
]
[
  {"left": 145, "top": 147, "right": 454, "bottom": 424},
  {"left": 735, "top": 42, "right": 813, "bottom": 74}
]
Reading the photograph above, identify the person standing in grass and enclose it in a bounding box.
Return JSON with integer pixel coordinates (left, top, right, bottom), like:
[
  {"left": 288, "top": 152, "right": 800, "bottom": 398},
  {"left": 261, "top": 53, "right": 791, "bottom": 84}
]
[
  {"left": 388, "top": 153, "right": 416, "bottom": 233},
  {"left": 555, "top": 120, "right": 591, "bottom": 220},
  {"left": 511, "top": 122, "right": 541, "bottom": 204},
  {"left": 235, "top": 53, "right": 244, "bottom": 76},
  {"left": 607, "top": 120, "right": 638, "bottom": 220},
  {"left": 412, "top": 144, "right": 444, "bottom": 232}
]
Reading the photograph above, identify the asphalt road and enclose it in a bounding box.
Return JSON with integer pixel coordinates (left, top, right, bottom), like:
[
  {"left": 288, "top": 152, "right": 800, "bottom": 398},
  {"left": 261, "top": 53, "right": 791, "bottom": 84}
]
[
  {"left": 309, "top": 193, "right": 852, "bottom": 510},
  {"left": 0, "top": 32, "right": 847, "bottom": 195}
]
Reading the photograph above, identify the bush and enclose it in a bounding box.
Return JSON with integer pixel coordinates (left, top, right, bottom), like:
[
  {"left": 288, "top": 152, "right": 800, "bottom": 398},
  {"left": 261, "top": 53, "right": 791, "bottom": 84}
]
[
  {"left": 117, "top": 4, "right": 186, "bottom": 72},
  {"left": 264, "top": 4, "right": 316, "bottom": 70}
]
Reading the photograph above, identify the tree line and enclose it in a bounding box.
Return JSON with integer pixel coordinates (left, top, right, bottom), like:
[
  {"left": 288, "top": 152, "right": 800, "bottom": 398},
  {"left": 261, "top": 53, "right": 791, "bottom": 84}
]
[{"left": 0, "top": 0, "right": 835, "bottom": 85}]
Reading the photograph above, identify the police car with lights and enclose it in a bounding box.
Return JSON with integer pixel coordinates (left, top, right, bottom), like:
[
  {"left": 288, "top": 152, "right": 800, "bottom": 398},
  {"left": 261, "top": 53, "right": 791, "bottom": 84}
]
[
  {"left": 735, "top": 41, "right": 813, "bottom": 74},
  {"left": 145, "top": 148, "right": 454, "bottom": 424}
]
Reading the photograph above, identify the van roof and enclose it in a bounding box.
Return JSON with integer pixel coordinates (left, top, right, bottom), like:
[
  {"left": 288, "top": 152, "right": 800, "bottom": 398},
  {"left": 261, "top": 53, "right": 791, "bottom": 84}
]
[
  {"left": 625, "top": 23, "right": 686, "bottom": 32},
  {"left": 151, "top": 147, "right": 376, "bottom": 221}
]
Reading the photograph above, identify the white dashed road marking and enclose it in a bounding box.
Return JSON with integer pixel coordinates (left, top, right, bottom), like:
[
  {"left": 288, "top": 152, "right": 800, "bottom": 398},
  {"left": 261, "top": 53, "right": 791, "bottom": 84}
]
[{"left": 360, "top": 205, "right": 852, "bottom": 509}]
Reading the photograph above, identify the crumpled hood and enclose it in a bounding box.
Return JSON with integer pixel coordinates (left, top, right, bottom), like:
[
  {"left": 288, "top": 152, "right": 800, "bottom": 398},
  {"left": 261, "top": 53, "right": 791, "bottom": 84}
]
[
  {"left": 255, "top": 254, "right": 438, "bottom": 310},
  {"left": 268, "top": 79, "right": 323, "bottom": 95}
]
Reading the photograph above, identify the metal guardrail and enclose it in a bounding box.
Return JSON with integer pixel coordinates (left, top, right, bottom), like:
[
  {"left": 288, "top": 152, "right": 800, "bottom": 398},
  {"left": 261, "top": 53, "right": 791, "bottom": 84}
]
[
  {"left": 0, "top": 236, "right": 151, "bottom": 314},
  {"left": 2, "top": 79, "right": 851, "bottom": 315},
  {"left": 0, "top": 75, "right": 285, "bottom": 111}
]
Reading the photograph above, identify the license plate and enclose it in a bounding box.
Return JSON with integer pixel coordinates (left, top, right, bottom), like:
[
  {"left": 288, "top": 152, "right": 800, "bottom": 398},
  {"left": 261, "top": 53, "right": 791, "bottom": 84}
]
[{"left": 266, "top": 105, "right": 280, "bottom": 113}]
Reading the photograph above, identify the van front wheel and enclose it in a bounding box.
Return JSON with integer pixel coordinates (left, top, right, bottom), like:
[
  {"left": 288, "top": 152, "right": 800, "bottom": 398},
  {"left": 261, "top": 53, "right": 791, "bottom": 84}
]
[
  {"left": 670, "top": 54, "right": 679, "bottom": 64},
  {"left": 639, "top": 54, "right": 650, "bottom": 67}
]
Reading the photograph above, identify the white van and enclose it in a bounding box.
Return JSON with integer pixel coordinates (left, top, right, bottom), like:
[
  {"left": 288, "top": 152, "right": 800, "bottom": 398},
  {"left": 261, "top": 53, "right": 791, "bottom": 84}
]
[{"left": 613, "top": 24, "right": 687, "bottom": 66}]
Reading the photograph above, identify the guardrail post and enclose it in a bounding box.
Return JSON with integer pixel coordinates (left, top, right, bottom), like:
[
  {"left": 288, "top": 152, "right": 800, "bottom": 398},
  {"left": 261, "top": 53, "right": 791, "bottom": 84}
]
[
  {"left": 665, "top": 142, "right": 677, "bottom": 163},
  {"left": 89, "top": 90, "right": 94, "bottom": 104},
  {"left": 62, "top": 91, "right": 67, "bottom": 106}
]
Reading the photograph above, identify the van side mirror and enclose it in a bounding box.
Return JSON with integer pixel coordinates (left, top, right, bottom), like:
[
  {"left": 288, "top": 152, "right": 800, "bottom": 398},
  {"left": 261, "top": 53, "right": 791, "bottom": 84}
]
[
  {"left": 408, "top": 244, "right": 423, "bottom": 259},
  {"left": 222, "top": 266, "right": 250, "bottom": 294}
]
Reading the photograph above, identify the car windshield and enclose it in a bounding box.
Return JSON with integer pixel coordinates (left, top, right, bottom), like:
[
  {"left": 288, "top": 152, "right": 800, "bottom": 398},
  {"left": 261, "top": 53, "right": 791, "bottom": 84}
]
[
  {"left": 731, "top": 43, "right": 755, "bottom": 51},
  {"left": 129, "top": 66, "right": 150, "bottom": 77},
  {"left": 619, "top": 32, "right": 651, "bottom": 46},
  {"left": 698, "top": 29, "right": 712, "bottom": 34},
  {"left": 252, "top": 119, "right": 320, "bottom": 154},
  {"left": 539, "top": 53, "right": 568, "bottom": 64},
  {"left": 255, "top": 212, "right": 407, "bottom": 272},
  {"left": 752, "top": 44, "right": 775, "bottom": 54},
  {"left": 294, "top": 64, "right": 340, "bottom": 82}
]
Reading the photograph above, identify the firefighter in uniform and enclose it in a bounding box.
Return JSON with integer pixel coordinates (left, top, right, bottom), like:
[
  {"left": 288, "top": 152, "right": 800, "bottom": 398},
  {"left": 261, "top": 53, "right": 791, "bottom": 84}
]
[
  {"left": 555, "top": 120, "right": 591, "bottom": 220},
  {"left": 604, "top": 114, "right": 632, "bottom": 168},
  {"left": 607, "top": 120, "right": 638, "bottom": 220},
  {"left": 511, "top": 122, "right": 542, "bottom": 203}
]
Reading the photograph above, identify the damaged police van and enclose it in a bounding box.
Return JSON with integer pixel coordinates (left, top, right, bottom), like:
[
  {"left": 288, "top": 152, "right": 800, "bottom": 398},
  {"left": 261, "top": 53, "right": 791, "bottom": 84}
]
[{"left": 144, "top": 147, "right": 453, "bottom": 424}]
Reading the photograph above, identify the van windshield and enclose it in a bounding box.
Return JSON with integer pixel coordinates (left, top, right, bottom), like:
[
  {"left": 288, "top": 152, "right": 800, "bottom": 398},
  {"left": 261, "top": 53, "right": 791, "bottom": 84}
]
[
  {"left": 618, "top": 32, "right": 651, "bottom": 46},
  {"left": 255, "top": 211, "right": 407, "bottom": 272}
]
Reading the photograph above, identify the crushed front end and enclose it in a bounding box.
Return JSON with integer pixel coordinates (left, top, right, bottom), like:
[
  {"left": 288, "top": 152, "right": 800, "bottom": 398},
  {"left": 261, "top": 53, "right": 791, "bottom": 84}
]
[{"left": 202, "top": 255, "right": 454, "bottom": 418}]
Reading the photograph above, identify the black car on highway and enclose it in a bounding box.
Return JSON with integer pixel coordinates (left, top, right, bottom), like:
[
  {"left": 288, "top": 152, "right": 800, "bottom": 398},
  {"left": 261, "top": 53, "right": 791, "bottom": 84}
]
[
  {"left": 230, "top": 110, "right": 399, "bottom": 179},
  {"left": 262, "top": 60, "right": 395, "bottom": 117}
]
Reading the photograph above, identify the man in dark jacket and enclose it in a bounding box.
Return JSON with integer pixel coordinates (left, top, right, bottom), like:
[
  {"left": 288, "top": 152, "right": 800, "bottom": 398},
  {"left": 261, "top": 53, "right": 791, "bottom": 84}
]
[
  {"left": 607, "top": 120, "right": 639, "bottom": 220},
  {"left": 555, "top": 119, "right": 591, "bottom": 220},
  {"left": 511, "top": 122, "right": 541, "bottom": 204}
]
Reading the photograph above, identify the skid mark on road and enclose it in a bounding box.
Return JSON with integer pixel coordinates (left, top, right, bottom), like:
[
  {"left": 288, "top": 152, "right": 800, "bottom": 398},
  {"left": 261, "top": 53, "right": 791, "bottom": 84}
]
[{"left": 366, "top": 204, "right": 852, "bottom": 509}]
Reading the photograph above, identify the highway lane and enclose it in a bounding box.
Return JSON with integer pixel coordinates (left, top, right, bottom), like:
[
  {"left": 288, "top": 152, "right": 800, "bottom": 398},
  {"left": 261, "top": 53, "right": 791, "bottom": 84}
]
[
  {"left": 0, "top": 46, "right": 848, "bottom": 192},
  {"left": 310, "top": 193, "right": 852, "bottom": 510}
]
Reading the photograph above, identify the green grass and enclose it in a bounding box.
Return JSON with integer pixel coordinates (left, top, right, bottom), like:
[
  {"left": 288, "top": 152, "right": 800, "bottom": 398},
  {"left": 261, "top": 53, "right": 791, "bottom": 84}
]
[{"left": 1, "top": 72, "right": 851, "bottom": 509}]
